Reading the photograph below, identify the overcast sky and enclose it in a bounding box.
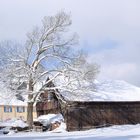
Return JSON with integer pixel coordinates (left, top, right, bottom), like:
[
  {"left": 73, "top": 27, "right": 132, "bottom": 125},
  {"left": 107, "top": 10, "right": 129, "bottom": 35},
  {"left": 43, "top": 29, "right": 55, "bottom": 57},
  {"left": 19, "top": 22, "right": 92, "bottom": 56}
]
[{"left": 0, "top": 0, "right": 140, "bottom": 86}]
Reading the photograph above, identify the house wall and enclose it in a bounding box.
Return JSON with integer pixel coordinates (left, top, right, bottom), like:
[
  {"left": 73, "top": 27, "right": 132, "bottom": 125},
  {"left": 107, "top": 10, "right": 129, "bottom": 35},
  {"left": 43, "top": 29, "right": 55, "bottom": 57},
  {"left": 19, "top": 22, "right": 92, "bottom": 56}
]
[
  {"left": 0, "top": 105, "right": 37, "bottom": 121},
  {"left": 36, "top": 91, "right": 61, "bottom": 117},
  {"left": 65, "top": 101, "right": 140, "bottom": 131},
  {"left": 0, "top": 105, "right": 3, "bottom": 120},
  {"left": 36, "top": 100, "right": 60, "bottom": 116}
]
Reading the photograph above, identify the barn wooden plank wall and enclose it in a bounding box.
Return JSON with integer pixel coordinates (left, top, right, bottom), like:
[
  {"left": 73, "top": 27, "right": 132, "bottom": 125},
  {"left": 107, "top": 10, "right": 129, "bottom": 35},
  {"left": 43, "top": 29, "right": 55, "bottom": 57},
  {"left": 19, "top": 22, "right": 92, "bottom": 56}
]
[{"left": 63, "top": 101, "right": 140, "bottom": 131}]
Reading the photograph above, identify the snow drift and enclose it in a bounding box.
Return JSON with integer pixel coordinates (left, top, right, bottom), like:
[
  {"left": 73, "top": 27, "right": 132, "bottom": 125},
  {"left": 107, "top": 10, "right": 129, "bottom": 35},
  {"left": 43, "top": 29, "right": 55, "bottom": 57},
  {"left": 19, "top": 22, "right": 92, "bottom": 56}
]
[{"left": 37, "top": 114, "right": 64, "bottom": 126}]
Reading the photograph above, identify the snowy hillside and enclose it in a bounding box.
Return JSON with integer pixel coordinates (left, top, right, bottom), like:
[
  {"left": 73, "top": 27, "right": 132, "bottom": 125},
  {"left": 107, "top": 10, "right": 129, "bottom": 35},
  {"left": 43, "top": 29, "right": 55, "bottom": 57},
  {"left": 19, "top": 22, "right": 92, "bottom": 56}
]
[{"left": 61, "top": 80, "right": 140, "bottom": 102}]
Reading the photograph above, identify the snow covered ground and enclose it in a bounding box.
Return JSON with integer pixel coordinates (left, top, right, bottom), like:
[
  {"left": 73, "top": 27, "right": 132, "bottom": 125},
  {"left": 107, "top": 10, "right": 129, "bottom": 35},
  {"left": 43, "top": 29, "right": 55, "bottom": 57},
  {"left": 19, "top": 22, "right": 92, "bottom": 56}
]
[
  {"left": 0, "top": 118, "right": 28, "bottom": 128},
  {"left": 0, "top": 124, "right": 140, "bottom": 140}
]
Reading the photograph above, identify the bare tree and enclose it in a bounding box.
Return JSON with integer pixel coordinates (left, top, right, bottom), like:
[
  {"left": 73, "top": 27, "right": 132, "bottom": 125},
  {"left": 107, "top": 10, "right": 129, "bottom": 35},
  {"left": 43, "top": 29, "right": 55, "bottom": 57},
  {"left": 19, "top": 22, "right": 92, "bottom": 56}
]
[{"left": 0, "top": 11, "right": 99, "bottom": 128}]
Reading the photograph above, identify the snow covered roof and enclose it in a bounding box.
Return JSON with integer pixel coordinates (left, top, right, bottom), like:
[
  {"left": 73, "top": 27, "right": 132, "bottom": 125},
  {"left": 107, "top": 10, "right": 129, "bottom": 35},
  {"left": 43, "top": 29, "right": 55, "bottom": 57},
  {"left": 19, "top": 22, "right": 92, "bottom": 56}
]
[
  {"left": 0, "top": 81, "right": 27, "bottom": 106},
  {"left": 0, "top": 78, "right": 44, "bottom": 106},
  {"left": 60, "top": 80, "right": 140, "bottom": 102},
  {"left": 1, "top": 79, "right": 140, "bottom": 105}
]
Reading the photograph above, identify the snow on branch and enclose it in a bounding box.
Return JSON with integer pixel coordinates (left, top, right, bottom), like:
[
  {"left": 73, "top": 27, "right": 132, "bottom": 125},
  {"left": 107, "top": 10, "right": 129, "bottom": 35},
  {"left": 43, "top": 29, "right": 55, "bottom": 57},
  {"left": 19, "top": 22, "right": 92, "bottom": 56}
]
[{"left": 0, "top": 11, "right": 99, "bottom": 109}]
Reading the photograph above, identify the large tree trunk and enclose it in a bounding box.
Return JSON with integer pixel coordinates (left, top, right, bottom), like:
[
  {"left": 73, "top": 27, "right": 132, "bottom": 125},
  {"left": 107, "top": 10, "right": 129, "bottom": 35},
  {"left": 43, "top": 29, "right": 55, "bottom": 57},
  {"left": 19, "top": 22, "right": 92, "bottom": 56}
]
[
  {"left": 27, "top": 78, "right": 34, "bottom": 129},
  {"left": 27, "top": 101, "right": 34, "bottom": 129}
]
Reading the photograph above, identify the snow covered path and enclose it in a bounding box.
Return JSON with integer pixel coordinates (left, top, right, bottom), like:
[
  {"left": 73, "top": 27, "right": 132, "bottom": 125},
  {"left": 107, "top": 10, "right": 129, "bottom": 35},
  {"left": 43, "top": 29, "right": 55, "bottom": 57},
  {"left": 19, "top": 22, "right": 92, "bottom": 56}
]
[{"left": 1, "top": 124, "right": 140, "bottom": 140}]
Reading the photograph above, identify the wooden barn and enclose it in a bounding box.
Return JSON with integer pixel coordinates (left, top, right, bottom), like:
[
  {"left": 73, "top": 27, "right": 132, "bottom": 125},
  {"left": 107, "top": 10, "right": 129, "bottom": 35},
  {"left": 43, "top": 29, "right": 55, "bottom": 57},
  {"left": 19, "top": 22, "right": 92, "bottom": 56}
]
[
  {"left": 36, "top": 78, "right": 61, "bottom": 116},
  {"left": 36, "top": 80, "right": 140, "bottom": 131},
  {"left": 60, "top": 101, "right": 140, "bottom": 131}
]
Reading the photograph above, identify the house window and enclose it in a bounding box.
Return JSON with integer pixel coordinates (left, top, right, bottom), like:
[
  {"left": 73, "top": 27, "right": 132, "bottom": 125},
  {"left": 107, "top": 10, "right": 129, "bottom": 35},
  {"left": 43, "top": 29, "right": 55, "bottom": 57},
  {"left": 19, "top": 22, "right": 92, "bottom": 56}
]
[
  {"left": 16, "top": 106, "right": 25, "bottom": 113},
  {"left": 48, "top": 93, "right": 53, "bottom": 101},
  {"left": 4, "top": 106, "right": 12, "bottom": 113}
]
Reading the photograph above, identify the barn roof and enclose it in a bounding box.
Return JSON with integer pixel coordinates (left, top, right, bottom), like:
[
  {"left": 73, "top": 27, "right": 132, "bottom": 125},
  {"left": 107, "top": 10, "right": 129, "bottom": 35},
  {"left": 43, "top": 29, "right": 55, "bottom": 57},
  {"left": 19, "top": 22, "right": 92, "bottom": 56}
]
[{"left": 60, "top": 80, "right": 140, "bottom": 102}]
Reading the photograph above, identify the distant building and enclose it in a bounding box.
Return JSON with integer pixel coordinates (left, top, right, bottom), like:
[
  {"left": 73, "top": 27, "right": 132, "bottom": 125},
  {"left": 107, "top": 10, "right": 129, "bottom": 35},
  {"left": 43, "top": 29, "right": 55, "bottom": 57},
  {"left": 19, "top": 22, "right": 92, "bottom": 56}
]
[
  {"left": 0, "top": 81, "right": 37, "bottom": 121},
  {"left": 0, "top": 105, "right": 37, "bottom": 121}
]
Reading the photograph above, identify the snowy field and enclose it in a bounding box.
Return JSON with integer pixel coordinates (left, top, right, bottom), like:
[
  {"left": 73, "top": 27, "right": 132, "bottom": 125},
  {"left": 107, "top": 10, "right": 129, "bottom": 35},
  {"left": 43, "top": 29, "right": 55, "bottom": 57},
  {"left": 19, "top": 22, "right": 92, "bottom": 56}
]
[{"left": 0, "top": 124, "right": 140, "bottom": 140}]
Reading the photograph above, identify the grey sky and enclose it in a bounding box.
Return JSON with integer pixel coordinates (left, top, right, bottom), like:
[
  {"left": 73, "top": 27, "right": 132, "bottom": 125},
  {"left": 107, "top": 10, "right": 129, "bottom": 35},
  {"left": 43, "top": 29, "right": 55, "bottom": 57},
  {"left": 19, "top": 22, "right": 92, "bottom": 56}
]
[{"left": 0, "top": 0, "right": 140, "bottom": 86}]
